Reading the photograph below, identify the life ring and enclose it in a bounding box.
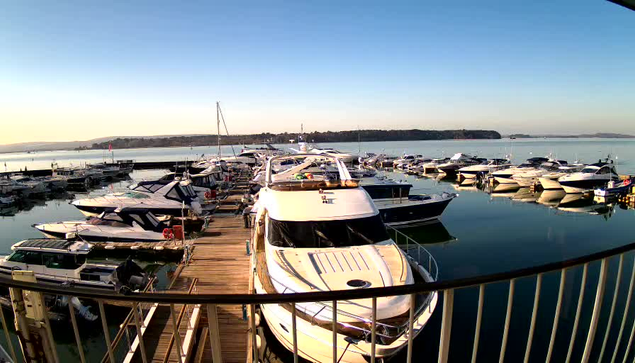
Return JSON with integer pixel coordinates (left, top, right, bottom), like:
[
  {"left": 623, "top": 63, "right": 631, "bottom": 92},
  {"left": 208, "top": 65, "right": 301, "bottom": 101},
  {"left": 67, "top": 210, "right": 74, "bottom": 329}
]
[{"left": 163, "top": 228, "right": 174, "bottom": 240}]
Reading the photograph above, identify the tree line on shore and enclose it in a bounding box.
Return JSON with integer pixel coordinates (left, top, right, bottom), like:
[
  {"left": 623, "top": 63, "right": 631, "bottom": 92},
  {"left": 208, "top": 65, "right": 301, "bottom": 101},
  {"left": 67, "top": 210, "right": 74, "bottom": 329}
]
[{"left": 81, "top": 129, "right": 501, "bottom": 150}]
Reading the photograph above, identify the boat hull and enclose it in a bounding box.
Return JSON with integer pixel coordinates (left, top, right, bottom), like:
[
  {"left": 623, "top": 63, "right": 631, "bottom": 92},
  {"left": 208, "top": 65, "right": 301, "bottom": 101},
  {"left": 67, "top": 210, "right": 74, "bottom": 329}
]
[
  {"left": 538, "top": 177, "right": 563, "bottom": 190},
  {"left": 375, "top": 194, "right": 455, "bottom": 226}
]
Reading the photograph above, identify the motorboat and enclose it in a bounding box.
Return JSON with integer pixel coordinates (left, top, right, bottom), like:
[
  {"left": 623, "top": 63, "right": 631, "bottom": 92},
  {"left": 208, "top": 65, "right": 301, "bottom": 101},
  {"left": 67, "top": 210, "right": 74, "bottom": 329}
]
[
  {"left": 458, "top": 158, "right": 511, "bottom": 181},
  {"left": 393, "top": 154, "right": 421, "bottom": 170},
  {"left": 6, "top": 175, "right": 47, "bottom": 197},
  {"left": 537, "top": 163, "right": 586, "bottom": 190},
  {"left": 72, "top": 180, "right": 202, "bottom": 217},
  {"left": 594, "top": 178, "right": 633, "bottom": 198},
  {"left": 511, "top": 160, "right": 575, "bottom": 188},
  {"left": 252, "top": 154, "right": 438, "bottom": 363},
  {"left": 34, "top": 208, "right": 171, "bottom": 243},
  {"left": 436, "top": 153, "right": 482, "bottom": 176},
  {"left": 491, "top": 157, "right": 550, "bottom": 185},
  {"left": 0, "top": 239, "right": 148, "bottom": 291},
  {"left": 559, "top": 162, "right": 619, "bottom": 194},
  {"left": 55, "top": 167, "right": 104, "bottom": 189},
  {"left": 420, "top": 158, "right": 450, "bottom": 175},
  {"left": 309, "top": 147, "right": 358, "bottom": 164},
  {"left": 359, "top": 176, "right": 457, "bottom": 226}
]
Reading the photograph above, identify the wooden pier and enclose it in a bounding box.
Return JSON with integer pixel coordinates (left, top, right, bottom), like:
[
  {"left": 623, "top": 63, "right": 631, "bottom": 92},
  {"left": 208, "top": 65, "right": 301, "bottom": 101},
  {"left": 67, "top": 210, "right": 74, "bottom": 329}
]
[{"left": 125, "top": 215, "right": 252, "bottom": 363}]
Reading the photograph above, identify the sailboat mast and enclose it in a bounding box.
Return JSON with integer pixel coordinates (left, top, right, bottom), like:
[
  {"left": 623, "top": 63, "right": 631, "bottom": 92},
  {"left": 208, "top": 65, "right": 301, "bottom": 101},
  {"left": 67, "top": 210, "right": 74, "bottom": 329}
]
[{"left": 217, "top": 101, "right": 221, "bottom": 158}]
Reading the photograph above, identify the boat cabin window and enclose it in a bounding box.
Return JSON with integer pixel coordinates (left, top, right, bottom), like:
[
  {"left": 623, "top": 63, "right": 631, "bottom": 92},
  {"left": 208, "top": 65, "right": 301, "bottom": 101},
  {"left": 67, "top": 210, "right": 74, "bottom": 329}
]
[
  {"left": 165, "top": 187, "right": 182, "bottom": 201},
  {"left": 133, "top": 183, "right": 166, "bottom": 193},
  {"left": 8, "top": 251, "right": 86, "bottom": 269},
  {"left": 581, "top": 167, "right": 598, "bottom": 173},
  {"left": 268, "top": 215, "right": 389, "bottom": 248}
]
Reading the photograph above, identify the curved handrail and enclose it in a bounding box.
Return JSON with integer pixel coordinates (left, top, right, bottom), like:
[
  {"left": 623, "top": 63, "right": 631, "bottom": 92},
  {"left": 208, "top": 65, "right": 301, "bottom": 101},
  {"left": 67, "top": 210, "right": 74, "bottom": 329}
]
[{"left": 1, "top": 240, "right": 634, "bottom": 304}]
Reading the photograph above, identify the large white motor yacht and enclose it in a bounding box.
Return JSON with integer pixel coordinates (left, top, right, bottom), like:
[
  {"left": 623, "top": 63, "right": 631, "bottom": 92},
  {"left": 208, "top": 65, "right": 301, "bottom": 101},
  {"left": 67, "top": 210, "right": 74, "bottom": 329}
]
[
  {"left": 559, "top": 162, "right": 619, "bottom": 194},
  {"left": 458, "top": 158, "right": 511, "bottom": 181},
  {"left": 72, "top": 180, "right": 202, "bottom": 217},
  {"left": 253, "top": 154, "right": 438, "bottom": 363}
]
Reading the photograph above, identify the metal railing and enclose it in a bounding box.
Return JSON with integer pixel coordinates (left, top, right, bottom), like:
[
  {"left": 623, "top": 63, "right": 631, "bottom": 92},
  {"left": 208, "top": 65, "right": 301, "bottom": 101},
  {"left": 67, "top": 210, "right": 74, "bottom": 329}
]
[{"left": 1, "top": 241, "right": 635, "bottom": 362}]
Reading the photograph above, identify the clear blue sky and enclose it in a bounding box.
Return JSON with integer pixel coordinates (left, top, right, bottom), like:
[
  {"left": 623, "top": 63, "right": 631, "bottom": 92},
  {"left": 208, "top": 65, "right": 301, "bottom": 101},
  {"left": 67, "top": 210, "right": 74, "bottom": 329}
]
[{"left": 1, "top": 0, "right": 634, "bottom": 144}]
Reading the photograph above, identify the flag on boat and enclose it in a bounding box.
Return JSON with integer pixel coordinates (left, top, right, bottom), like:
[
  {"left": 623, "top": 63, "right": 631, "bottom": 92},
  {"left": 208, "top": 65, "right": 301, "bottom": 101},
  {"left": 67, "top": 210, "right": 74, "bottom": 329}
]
[{"left": 108, "top": 143, "right": 112, "bottom": 152}]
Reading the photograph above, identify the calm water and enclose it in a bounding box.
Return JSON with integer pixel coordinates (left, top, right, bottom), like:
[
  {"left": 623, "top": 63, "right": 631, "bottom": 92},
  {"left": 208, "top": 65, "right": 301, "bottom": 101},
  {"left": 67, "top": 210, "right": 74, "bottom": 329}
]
[{"left": 1, "top": 139, "right": 635, "bottom": 362}]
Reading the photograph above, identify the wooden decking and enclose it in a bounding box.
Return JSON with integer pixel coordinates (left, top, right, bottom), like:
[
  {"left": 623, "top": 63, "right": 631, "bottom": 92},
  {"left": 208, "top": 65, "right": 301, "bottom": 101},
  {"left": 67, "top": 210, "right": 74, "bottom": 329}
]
[{"left": 130, "top": 216, "right": 252, "bottom": 363}]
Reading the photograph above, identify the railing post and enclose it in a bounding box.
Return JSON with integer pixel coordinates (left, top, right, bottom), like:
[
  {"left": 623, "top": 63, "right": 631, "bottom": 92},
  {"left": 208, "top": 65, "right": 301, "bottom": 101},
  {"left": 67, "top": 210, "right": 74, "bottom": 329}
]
[
  {"left": 566, "top": 263, "right": 589, "bottom": 363},
  {"left": 546, "top": 268, "right": 567, "bottom": 363},
  {"left": 292, "top": 303, "right": 298, "bottom": 363},
  {"left": 471, "top": 285, "right": 485, "bottom": 363},
  {"left": 499, "top": 279, "right": 515, "bottom": 363},
  {"left": 170, "top": 304, "right": 184, "bottom": 363},
  {"left": 371, "top": 297, "right": 377, "bottom": 363},
  {"left": 132, "top": 302, "right": 148, "bottom": 363},
  {"left": 98, "top": 300, "right": 116, "bottom": 363},
  {"left": 438, "top": 289, "right": 454, "bottom": 363},
  {"left": 581, "top": 258, "right": 609, "bottom": 363},
  {"left": 332, "top": 300, "right": 338, "bottom": 363},
  {"left": 0, "top": 305, "right": 17, "bottom": 363},
  {"left": 407, "top": 293, "right": 416, "bottom": 363},
  {"left": 67, "top": 296, "right": 87, "bottom": 363},
  {"left": 610, "top": 256, "right": 635, "bottom": 363},
  {"left": 249, "top": 304, "right": 257, "bottom": 363},
  {"left": 206, "top": 304, "right": 223, "bottom": 363},
  {"left": 524, "top": 273, "right": 542, "bottom": 363},
  {"left": 598, "top": 254, "right": 624, "bottom": 363}
]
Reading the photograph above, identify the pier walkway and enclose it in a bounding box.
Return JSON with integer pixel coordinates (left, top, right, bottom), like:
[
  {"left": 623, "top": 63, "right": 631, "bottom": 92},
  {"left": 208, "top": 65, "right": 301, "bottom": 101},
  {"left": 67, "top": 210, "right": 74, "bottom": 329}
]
[{"left": 128, "top": 216, "right": 252, "bottom": 363}]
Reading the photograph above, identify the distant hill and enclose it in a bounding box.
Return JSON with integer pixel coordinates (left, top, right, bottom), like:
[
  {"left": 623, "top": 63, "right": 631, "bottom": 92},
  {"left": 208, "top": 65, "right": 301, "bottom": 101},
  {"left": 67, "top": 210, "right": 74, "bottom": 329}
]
[
  {"left": 84, "top": 129, "right": 502, "bottom": 150},
  {"left": 507, "top": 133, "right": 635, "bottom": 139}
]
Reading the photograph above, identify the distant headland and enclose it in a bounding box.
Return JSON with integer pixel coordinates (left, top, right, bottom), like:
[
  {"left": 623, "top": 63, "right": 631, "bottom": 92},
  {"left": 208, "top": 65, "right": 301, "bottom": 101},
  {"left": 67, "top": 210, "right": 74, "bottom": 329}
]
[
  {"left": 79, "top": 129, "right": 501, "bottom": 151},
  {"left": 507, "top": 132, "right": 635, "bottom": 139}
]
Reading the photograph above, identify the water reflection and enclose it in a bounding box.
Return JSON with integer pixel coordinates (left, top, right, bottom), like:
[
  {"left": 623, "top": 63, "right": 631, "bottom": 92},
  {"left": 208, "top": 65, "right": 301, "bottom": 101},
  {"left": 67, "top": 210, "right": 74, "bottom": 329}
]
[{"left": 394, "top": 221, "right": 456, "bottom": 246}]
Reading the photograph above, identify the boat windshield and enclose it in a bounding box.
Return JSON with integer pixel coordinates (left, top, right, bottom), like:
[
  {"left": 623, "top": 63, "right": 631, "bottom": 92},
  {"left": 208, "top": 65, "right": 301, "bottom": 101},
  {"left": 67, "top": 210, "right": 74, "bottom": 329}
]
[
  {"left": 117, "top": 192, "right": 151, "bottom": 199},
  {"left": 268, "top": 215, "right": 389, "bottom": 248},
  {"left": 581, "top": 167, "right": 599, "bottom": 173}
]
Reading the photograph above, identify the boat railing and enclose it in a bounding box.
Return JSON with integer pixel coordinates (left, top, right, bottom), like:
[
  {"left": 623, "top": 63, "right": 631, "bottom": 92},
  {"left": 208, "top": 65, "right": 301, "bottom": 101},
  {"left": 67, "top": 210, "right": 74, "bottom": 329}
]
[
  {"left": 387, "top": 225, "right": 439, "bottom": 282},
  {"left": 267, "top": 272, "right": 429, "bottom": 340},
  {"left": 2, "top": 242, "right": 635, "bottom": 363}
]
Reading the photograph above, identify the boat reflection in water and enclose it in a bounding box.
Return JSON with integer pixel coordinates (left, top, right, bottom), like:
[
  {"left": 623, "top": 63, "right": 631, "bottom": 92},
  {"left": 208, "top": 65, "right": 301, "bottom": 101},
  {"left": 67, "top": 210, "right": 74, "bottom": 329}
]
[
  {"left": 390, "top": 221, "right": 456, "bottom": 246},
  {"left": 511, "top": 187, "right": 541, "bottom": 203},
  {"left": 557, "top": 193, "right": 616, "bottom": 217},
  {"left": 537, "top": 190, "right": 567, "bottom": 207}
]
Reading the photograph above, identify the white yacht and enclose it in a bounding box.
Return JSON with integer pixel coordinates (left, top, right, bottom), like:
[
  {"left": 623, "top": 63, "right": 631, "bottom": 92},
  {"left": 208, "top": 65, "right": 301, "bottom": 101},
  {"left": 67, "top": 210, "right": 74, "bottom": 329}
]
[
  {"left": 420, "top": 158, "right": 450, "bottom": 174},
  {"left": 537, "top": 164, "right": 585, "bottom": 190},
  {"left": 72, "top": 180, "right": 202, "bottom": 217},
  {"left": 34, "top": 208, "right": 169, "bottom": 243},
  {"left": 436, "top": 153, "right": 482, "bottom": 176},
  {"left": 491, "top": 157, "right": 550, "bottom": 185},
  {"left": 309, "top": 146, "right": 358, "bottom": 163},
  {"left": 458, "top": 158, "right": 511, "bottom": 181},
  {"left": 559, "top": 162, "right": 619, "bottom": 194},
  {"left": 0, "top": 239, "right": 148, "bottom": 291},
  {"left": 253, "top": 154, "right": 438, "bottom": 363}
]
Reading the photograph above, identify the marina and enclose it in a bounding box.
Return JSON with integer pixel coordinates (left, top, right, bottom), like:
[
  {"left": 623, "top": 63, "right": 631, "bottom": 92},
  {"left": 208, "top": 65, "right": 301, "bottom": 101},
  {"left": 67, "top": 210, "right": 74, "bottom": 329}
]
[{"left": 2, "top": 138, "right": 635, "bottom": 363}]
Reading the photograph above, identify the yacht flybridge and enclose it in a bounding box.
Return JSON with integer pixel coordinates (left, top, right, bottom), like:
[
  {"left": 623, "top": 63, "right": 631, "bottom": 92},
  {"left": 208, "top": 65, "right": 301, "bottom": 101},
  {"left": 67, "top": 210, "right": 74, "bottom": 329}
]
[
  {"left": 72, "top": 180, "right": 202, "bottom": 217},
  {"left": 253, "top": 154, "right": 438, "bottom": 363}
]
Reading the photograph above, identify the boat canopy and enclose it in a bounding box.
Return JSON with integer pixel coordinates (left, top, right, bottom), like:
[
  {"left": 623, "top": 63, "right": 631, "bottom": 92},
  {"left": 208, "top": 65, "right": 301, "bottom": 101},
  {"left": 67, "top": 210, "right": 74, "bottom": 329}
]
[
  {"left": 12, "top": 239, "right": 92, "bottom": 254},
  {"left": 261, "top": 188, "right": 378, "bottom": 221}
]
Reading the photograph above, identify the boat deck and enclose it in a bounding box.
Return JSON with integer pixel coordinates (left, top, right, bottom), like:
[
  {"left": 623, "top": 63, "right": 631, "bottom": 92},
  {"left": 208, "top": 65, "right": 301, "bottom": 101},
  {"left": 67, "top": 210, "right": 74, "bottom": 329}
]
[{"left": 127, "top": 215, "right": 252, "bottom": 363}]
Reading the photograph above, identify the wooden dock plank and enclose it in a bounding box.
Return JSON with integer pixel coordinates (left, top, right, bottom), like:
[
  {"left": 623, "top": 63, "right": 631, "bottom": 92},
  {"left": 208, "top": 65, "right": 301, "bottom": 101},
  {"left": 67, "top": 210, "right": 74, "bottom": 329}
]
[{"left": 135, "top": 215, "right": 251, "bottom": 363}]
